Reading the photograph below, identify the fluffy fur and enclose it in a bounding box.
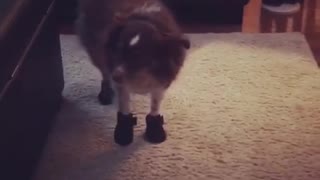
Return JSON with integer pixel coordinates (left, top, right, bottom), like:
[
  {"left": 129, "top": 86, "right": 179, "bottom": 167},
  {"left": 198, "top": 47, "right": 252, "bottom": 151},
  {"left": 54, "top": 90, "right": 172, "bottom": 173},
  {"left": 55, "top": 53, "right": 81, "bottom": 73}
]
[{"left": 76, "top": 0, "right": 190, "bottom": 145}]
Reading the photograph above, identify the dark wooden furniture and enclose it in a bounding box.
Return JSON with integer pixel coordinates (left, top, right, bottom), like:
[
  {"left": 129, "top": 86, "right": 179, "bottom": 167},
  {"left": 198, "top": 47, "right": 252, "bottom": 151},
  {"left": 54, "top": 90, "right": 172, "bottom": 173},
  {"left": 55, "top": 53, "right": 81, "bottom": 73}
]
[
  {"left": 162, "top": 0, "right": 250, "bottom": 24},
  {"left": 0, "top": 0, "right": 64, "bottom": 179},
  {"left": 57, "top": 0, "right": 250, "bottom": 27}
]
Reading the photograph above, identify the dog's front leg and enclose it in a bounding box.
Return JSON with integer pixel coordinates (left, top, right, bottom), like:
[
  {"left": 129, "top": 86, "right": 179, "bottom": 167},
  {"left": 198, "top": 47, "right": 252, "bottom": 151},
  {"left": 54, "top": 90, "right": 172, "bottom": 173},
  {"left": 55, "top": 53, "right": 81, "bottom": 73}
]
[
  {"left": 114, "top": 85, "right": 137, "bottom": 146},
  {"left": 117, "top": 85, "right": 131, "bottom": 114},
  {"left": 144, "top": 88, "right": 167, "bottom": 143}
]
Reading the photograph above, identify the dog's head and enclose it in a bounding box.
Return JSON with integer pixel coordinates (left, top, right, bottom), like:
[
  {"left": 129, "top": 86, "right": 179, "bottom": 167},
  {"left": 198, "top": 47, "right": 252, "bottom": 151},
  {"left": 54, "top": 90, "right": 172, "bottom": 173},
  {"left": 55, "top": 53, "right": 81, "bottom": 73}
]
[{"left": 105, "top": 18, "right": 190, "bottom": 86}]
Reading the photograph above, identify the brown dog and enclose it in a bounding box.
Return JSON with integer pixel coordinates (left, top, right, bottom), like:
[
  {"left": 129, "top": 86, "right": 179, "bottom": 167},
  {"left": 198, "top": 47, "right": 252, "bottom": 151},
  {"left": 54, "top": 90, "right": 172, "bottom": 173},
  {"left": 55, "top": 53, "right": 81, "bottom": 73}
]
[{"left": 76, "top": 0, "right": 190, "bottom": 146}]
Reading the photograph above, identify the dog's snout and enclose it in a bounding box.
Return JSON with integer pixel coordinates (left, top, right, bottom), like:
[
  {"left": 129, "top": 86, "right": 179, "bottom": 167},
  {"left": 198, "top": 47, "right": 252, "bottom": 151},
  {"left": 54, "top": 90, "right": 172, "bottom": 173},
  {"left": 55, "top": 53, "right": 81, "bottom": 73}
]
[
  {"left": 112, "top": 74, "right": 123, "bottom": 83},
  {"left": 112, "top": 66, "right": 125, "bottom": 83}
]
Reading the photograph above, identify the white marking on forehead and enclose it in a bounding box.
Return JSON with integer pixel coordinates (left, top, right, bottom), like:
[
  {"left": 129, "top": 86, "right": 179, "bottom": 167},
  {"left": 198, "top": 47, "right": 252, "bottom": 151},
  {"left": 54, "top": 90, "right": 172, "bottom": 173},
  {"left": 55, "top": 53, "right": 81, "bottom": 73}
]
[
  {"left": 134, "top": 3, "right": 161, "bottom": 14},
  {"left": 129, "top": 34, "right": 140, "bottom": 46},
  {"left": 144, "top": 4, "right": 161, "bottom": 13}
]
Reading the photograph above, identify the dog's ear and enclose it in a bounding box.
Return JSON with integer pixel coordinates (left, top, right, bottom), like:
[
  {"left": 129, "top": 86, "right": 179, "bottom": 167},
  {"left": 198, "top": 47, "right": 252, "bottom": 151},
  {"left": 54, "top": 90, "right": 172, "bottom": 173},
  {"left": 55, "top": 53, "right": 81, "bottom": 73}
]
[
  {"left": 161, "top": 33, "right": 190, "bottom": 49},
  {"left": 106, "top": 25, "right": 124, "bottom": 50},
  {"left": 113, "top": 13, "right": 127, "bottom": 25},
  {"left": 106, "top": 13, "right": 128, "bottom": 50}
]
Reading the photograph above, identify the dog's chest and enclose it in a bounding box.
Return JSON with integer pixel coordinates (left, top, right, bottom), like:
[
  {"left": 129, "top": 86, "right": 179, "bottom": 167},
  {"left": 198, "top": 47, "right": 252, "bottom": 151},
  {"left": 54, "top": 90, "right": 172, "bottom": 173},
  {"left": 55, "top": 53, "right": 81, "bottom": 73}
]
[{"left": 126, "top": 72, "right": 161, "bottom": 94}]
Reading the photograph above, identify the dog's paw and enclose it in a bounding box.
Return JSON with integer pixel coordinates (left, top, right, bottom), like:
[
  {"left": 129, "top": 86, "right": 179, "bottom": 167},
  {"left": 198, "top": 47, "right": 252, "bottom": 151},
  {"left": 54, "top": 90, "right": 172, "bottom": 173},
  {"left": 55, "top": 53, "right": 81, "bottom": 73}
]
[
  {"left": 114, "top": 112, "right": 137, "bottom": 146},
  {"left": 144, "top": 114, "right": 166, "bottom": 144}
]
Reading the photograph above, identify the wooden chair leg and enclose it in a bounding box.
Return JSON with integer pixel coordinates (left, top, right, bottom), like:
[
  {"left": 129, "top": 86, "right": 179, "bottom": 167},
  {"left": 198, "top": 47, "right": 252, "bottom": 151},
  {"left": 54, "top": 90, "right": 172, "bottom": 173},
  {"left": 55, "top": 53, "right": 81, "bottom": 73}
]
[
  {"left": 242, "top": 0, "right": 262, "bottom": 33},
  {"left": 301, "top": 0, "right": 316, "bottom": 34}
]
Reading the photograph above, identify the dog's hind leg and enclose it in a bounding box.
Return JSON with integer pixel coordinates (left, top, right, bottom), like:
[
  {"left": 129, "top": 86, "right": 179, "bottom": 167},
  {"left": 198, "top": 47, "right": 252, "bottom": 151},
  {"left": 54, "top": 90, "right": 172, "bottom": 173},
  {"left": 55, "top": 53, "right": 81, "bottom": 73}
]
[
  {"left": 99, "top": 75, "right": 114, "bottom": 105},
  {"left": 86, "top": 46, "right": 115, "bottom": 105}
]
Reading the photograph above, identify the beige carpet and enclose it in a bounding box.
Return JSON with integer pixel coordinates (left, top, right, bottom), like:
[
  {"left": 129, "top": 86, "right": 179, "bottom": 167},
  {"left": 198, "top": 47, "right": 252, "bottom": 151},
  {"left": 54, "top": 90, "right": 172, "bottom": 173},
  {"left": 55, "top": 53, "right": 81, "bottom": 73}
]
[{"left": 33, "top": 33, "right": 320, "bottom": 180}]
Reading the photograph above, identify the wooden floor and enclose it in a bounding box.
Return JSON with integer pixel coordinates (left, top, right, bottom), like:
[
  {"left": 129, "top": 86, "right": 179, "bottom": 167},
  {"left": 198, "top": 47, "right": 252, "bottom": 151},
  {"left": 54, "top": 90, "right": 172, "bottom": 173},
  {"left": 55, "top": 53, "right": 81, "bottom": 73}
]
[
  {"left": 242, "top": 0, "right": 320, "bottom": 66},
  {"left": 182, "top": 0, "right": 320, "bottom": 66},
  {"left": 181, "top": 24, "right": 320, "bottom": 66}
]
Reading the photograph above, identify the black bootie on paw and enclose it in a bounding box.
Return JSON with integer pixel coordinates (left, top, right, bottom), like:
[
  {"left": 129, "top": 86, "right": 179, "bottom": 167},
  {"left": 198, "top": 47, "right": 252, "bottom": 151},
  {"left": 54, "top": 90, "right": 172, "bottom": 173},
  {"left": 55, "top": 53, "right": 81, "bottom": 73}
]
[
  {"left": 114, "top": 112, "right": 137, "bottom": 146},
  {"left": 144, "top": 114, "right": 167, "bottom": 144}
]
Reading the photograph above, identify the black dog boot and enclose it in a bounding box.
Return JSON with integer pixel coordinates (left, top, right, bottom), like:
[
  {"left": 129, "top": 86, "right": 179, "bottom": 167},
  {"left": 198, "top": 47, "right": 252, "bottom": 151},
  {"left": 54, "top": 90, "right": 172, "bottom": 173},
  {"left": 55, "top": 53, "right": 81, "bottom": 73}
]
[
  {"left": 144, "top": 114, "right": 167, "bottom": 144},
  {"left": 114, "top": 112, "right": 137, "bottom": 146},
  {"left": 98, "top": 80, "right": 114, "bottom": 105}
]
